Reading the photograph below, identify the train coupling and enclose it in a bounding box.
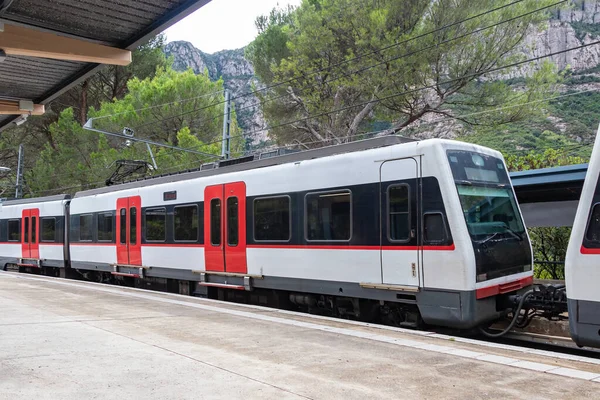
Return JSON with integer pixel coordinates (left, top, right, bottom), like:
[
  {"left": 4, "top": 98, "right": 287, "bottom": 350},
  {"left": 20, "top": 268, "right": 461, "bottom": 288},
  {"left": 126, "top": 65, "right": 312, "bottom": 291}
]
[{"left": 503, "top": 283, "right": 568, "bottom": 319}]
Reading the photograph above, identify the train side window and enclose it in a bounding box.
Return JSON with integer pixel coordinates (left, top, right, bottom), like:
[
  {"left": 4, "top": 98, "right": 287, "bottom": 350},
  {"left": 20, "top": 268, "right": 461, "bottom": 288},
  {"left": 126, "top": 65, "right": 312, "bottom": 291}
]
[
  {"left": 305, "top": 190, "right": 352, "bottom": 241},
  {"left": 119, "top": 209, "right": 126, "bottom": 244},
  {"left": 227, "top": 197, "right": 239, "bottom": 246},
  {"left": 388, "top": 185, "right": 410, "bottom": 242},
  {"left": 79, "top": 214, "right": 93, "bottom": 241},
  {"left": 130, "top": 207, "right": 137, "bottom": 245},
  {"left": 424, "top": 212, "right": 447, "bottom": 243},
  {"left": 145, "top": 207, "right": 166, "bottom": 242},
  {"left": 97, "top": 212, "right": 114, "bottom": 242},
  {"left": 41, "top": 217, "right": 56, "bottom": 242},
  {"left": 254, "top": 196, "right": 291, "bottom": 241},
  {"left": 585, "top": 203, "right": 600, "bottom": 242},
  {"left": 210, "top": 199, "right": 221, "bottom": 246},
  {"left": 8, "top": 219, "right": 20, "bottom": 242},
  {"left": 24, "top": 217, "right": 29, "bottom": 243},
  {"left": 31, "top": 216, "right": 37, "bottom": 243},
  {"left": 174, "top": 205, "right": 198, "bottom": 242}
]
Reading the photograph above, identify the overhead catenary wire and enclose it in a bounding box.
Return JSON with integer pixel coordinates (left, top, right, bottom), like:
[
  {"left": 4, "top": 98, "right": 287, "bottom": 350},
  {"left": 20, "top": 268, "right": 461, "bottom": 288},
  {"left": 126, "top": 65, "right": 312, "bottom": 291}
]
[
  {"left": 133, "top": 0, "right": 547, "bottom": 130},
  {"left": 88, "top": 89, "right": 226, "bottom": 121},
  {"left": 148, "top": 0, "right": 563, "bottom": 138},
  {"left": 174, "top": 39, "right": 600, "bottom": 152},
  {"left": 32, "top": 86, "right": 596, "bottom": 196}
]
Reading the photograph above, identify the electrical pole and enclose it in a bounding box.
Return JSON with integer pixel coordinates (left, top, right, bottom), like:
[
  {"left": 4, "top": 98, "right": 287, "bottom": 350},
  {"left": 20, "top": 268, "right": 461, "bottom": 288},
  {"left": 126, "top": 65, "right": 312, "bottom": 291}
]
[
  {"left": 221, "top": 90, "right": 231, "bottom": 159},
  {"left": 15, "top": 144, "right": 23, "bottom": 199}
]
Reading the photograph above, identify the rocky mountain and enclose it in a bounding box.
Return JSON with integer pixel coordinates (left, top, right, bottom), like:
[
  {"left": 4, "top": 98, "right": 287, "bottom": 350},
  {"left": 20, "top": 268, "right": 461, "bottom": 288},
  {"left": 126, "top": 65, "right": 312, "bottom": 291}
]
[
  {"left": 166, "top": 1, "right": 600, "bottom": 152},
  {"left": 165, "top": 41, "right": 267, "bottom": 144}
]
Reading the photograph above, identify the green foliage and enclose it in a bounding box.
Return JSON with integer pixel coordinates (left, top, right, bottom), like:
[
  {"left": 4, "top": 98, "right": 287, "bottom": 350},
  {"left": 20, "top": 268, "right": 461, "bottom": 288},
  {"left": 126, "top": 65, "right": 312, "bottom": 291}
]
[
  {"left": 564, "top": 75, "right": 600, "bottom": 85},
  {"left": 25, "top": 66, "right": 242, "bottom": 196},
  {"left": 460, "top": 126, "right": 587, "bottom": 159},
  {"left": 91, "top": 65, "right": 236, "bottom": 146},
  {"left": 549, "top": 91, "right": 600, "bottom": 136},
  {"left": 0, "top": 34, "right": 170, "bottom": 196},
  {"left": 571, "top": 21, "right": 600, "bottom": 41},
  {"left": 506, "top": 149, "right": 588, "bottom": 279},
  {"left": 505, "top": 147, "right": 588, "bottom": 172},
  {"left": 528, "top": 227, "right": 570, "bottom": 279},
  {"left": 246, "top": 0, "right": 561, "bottom": 146}
]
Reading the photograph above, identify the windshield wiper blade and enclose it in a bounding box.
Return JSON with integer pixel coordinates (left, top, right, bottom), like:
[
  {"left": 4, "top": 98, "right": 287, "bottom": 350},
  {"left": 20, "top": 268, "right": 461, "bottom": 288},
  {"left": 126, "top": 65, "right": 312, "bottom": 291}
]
[{"left": 503, "top": 226, "right": 523, "bottom": 240}]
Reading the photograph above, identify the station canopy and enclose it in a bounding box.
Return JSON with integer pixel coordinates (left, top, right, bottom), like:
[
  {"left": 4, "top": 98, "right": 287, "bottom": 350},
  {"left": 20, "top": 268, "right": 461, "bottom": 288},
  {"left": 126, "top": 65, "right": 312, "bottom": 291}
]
[{"left": 0, "top": 0, "right": 211, "bottom": 131}]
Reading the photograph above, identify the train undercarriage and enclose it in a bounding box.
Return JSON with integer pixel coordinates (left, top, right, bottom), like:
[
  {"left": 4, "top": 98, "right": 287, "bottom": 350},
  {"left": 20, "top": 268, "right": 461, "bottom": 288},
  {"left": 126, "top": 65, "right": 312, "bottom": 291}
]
[{"left": 7, "top": 265, "right": 569, "bottom": 340}]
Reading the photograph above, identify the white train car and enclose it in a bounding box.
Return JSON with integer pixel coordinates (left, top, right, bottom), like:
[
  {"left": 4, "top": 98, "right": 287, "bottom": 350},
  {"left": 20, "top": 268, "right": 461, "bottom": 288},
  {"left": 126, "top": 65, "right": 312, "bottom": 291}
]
[
  {"left": 566, "top": 127, "right": 600, "bottom": 348},
  {"left": 0, "top": 195, "right": 69, "bottom": 271},
  {"left": 67, "top": 136, "right": 533, "bottom": 329}
]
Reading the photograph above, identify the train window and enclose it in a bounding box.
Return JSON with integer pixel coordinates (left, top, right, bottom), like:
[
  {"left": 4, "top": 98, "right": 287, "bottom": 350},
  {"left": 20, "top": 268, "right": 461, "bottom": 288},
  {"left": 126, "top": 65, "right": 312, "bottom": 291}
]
[
  {"left": 79, "top": 214, "right": 93, "bottom": 241},
  {"left": 174, "top": 205, "right": 198, "bottom": 242},
  {"left": 41, "top": 218, "right": 56, "bottom": 242},
  {"left": 227, "top": 197, "right": 239, "bottom": 246},
  {"left": 119, "top": 209, "right": 126, "bottom": 244},
  {"left": 145, "top": 207, "right": 166, "bottom": 242},
  {"left": 130, "top": 207, "right": 137, "bottom": 245},
  {"left": 424, "top": 212, "right": 447, "bottom": 243},
  {"left": 388, "top": 185, "right": 410, "bottom": 242},
  {"left": 31, "top": 216, "right": 37, "bottom": 243},
  {"left": 24, "top": 217, "right": 29, "bottom": 243},
  {"left": 7, "top": 219, "right": 20, "bottom": 241},
  {"left": 97, "top": 213, "right": 113, "bottom": 242},
  {"left": 210, "top": 199, "right": 221, "bottom": 246},
  {"left": 585, "top": 203, "right": 600, "bottom": 242},
  {"left": 254, "top": 196, "right": 291, "bottom": 241},
  {"left": 305, "top": 190, "right": 352, "bottom": 241}
]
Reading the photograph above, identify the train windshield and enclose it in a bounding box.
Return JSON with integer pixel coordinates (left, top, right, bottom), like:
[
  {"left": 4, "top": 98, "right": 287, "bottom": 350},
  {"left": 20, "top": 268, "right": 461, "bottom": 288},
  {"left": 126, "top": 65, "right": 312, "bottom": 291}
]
[
  {"left": 456, "top": 185, "right": 524, "bottom": 240},
  {"left": 447, "top": 150, "right": 532, "bottom": 282}
]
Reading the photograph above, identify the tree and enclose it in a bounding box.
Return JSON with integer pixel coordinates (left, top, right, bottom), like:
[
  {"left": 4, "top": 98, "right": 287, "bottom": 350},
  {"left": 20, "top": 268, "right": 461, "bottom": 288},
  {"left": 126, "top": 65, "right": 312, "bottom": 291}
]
[
  {"left": 25, "top": 66, "right": 242, "bottom": 196},
  {"left": 91, "top": 66, "right": 235, "bottom": 147},
  {"left": 0, "top": 34, "right": 170, "bottom": 190},
  {"left": 506, "top": 149, "right": 588, "bottom": 279},
  {"left": 246, "top": 0, "right": 561, "bottom": 147}
]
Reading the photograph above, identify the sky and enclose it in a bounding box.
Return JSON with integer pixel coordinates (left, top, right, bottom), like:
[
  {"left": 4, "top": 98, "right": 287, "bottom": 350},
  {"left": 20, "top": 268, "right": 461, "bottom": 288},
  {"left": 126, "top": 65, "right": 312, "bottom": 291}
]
[{"left": 165, "top": 0, "right": 302, "bottom": 54}]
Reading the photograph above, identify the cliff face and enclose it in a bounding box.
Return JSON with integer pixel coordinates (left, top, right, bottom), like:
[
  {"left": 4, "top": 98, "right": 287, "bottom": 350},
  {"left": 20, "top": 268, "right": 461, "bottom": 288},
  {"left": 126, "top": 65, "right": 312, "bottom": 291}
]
[
  {"left": 166, "top": 2, "right": 600, "bottom": 147},
  {"left": 165, "top": 41, "right": 267, "bottom": 144}
]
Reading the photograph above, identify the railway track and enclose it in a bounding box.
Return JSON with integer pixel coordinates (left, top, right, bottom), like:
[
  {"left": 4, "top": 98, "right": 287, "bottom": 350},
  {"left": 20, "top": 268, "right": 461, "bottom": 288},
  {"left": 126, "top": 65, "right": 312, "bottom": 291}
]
[{"left": 483, "top": 330, "right": 600, "bottom": 359}]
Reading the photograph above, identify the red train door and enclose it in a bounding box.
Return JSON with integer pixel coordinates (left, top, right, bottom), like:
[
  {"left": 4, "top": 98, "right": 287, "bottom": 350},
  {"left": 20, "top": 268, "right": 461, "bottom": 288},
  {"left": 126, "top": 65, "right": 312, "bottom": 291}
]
[
  {"left": 204, "top": 182, "right": 247, "bottom": 274},
  {"left": 116, "top": 196, "right": 142, "bottom": 265},
  {"left": 21, "top": 208, "right": 39, "bottom": 259}
]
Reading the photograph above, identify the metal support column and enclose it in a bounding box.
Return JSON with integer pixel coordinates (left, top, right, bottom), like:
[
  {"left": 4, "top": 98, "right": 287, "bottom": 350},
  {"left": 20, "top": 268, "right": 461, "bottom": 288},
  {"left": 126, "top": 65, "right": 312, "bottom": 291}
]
[
  {"left": 15, "top": 144, "right": 23, "bottom": 198},
  {"left": 221, "top": 90, "right": 231, "bottom": 160}
]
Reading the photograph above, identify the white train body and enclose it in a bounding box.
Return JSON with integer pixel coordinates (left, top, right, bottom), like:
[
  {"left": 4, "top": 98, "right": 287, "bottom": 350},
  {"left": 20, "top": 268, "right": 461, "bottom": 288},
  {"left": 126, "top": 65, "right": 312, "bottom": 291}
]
[
  {"left": 0, "top": 195, "right": 69, "bottom": 269},
  {"left": 0, "top": 137, "right": 533, "bottom": 329},
  {"left": 566, "top": 127, "right": 600, "bottom": 347}
]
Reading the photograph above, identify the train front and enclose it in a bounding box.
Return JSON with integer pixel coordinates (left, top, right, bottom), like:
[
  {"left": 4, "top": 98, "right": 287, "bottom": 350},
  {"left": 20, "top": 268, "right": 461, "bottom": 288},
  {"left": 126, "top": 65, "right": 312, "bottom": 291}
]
[{"left": 446, "top": 148, "right": 534, "bottom": 329}]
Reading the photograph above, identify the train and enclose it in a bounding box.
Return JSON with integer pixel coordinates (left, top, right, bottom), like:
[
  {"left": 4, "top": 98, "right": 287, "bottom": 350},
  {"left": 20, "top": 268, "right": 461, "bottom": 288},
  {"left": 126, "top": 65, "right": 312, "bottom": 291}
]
[
  {"left": 566, "top": 126, "right": 600, "bottom": 349},
  {"left": 0, "top": 136, "right": 535, "bottom": 331}
]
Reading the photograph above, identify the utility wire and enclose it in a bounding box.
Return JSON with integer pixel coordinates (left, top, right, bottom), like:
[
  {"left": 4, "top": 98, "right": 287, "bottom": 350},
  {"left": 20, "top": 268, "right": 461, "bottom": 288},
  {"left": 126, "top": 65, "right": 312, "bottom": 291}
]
[
  {"left": 88, "top": 89, "right": 225, "bottom": 121},
  {"left": 133, "top": 0, "right": 541, "bottom": 130},
  {"left": 179, "top": 39, "right": 600, "bottom": 151},
  {"left": 133, "top": 0, "right": 564, "bottom": 139}
]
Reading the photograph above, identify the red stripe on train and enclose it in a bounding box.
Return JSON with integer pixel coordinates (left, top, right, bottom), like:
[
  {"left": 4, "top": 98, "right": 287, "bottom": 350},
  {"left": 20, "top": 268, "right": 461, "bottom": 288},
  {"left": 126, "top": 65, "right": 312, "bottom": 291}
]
[
  {"left": 67, "top": 243, "right": 455, "bottom": 251},
  {"left": 580, "top": 245, "right": 600, "bottom": 254},
  {"left": 476, "top": 275, "right": 533, "bottom": 300},
  {"left": 246, "top": 244, "right": 456, "bottom": 251}
]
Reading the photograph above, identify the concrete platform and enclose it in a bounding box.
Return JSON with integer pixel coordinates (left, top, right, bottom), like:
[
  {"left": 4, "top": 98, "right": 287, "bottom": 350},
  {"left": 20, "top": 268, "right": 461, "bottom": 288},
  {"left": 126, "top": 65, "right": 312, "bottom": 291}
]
[{"left": 1, "top": 272, "right": 599, "bottom": 400}]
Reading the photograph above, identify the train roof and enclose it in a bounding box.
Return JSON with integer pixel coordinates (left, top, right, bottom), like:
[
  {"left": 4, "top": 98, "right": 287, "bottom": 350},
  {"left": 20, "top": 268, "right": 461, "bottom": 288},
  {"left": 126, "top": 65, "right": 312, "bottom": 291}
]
[
  {"left": 74, "top": 136, "right": 419, "bottom": 197},
  {"left": 0, "top": 194, "right": 71, "bottom": 206}
]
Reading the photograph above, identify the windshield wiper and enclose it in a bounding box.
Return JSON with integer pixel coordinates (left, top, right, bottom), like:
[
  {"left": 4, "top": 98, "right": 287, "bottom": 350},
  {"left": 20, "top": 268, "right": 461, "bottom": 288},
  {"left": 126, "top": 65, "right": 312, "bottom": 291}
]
[
  {"left": 503, "top": 226, "right": 523, "bottom": 240},
  {"left": 474, "top": 232, "right": 500, "bottom": 244}
]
